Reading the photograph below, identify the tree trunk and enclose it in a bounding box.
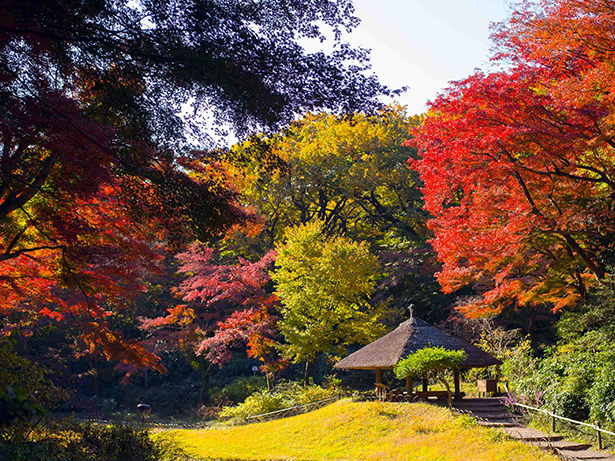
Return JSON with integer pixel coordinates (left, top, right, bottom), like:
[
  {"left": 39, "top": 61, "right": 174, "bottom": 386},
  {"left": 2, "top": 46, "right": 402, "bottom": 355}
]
[
  {"left": 438, "top": 377, "right": 452, "bottom": 407},
  {"left": 453, "top": 368, "right": 461, "bottom": 400},
  {"left": 266, "top": 372, "right": 273, "bottom": 391},
  {"left": 199, "top": 364, "right": 212, "bottom": 406},
  {"left": 88, "top": 358, "right": 99, "bottom": 395},
  {"left": 18, "top": 333, "right": 27, "bottom": 356},
  {"left": 527, "top": 305, "right": 537, "bottom": 349},
  {"left": 563, "top": 234, "right": 605, "bottom": 281},
  {"left": 406, "top": 376, "right": 413, "bottom": 394},
  {"left": 303, "top": 361, "right": 312, "bottom": 386}
]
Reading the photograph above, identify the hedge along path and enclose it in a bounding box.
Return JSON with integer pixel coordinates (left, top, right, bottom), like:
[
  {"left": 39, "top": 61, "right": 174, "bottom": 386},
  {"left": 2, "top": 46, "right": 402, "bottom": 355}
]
[{"left": 170, "top": 400, "right": 558, "bottom": 461}]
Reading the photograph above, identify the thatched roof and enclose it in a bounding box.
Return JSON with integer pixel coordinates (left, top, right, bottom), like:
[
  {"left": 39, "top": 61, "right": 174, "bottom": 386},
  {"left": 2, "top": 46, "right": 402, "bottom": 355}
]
[{"left": 334, "top": 318, "right": 502, "bottom": 370}]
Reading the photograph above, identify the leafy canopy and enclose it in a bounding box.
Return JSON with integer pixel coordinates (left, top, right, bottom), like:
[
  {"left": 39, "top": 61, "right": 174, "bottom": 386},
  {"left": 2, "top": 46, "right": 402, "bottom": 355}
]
[
  {"left": 273, "top": 221, "right": 384, "bottom": 370},
  {"left": 394, "top": 347, "right": 467, "bottom": 380},
  {"left": 0, "top": 0, "right": 393, "bottom": 368},
  {"left": 226, "top": 106, "right": 425, "bottom": 245},
  {"left": 410, "top": 0, "right": 615, "bottom": 317},
  {"left": 394, "top": 346, "right": 467, "bottom": 405}
]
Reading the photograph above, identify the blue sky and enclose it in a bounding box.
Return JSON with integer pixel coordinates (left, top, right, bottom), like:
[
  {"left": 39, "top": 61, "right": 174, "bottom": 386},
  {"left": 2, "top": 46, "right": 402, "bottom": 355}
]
[
  {"left": 208, "top": 0, "right": 512, "bottom": 146},
  {"left": 349, "top": 0, "right": 511, "bottom": 114}
]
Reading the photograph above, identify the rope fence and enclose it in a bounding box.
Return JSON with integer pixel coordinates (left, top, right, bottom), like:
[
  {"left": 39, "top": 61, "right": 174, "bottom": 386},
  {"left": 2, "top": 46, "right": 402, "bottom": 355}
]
[
  {"left": 510, "top": 401, "right": 615, "bottom": 450},
  {"left": 54, "top": 416, "right": 215, "bottom": 430},
  {"left": 244, "top": 395, "right": 341, "bottom": 423},
  {"left": 58, "top": 395, "right": 342, "bottom": 429}
]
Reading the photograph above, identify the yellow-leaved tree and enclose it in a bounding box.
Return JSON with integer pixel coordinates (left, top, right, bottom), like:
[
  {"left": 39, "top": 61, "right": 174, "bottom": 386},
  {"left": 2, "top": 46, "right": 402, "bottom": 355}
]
[
  {"left": 272, "top": 221, "right": 385, "bottom": 385},
  {"left": 225, "top": 105, "right": 426, "bottom": 246}
]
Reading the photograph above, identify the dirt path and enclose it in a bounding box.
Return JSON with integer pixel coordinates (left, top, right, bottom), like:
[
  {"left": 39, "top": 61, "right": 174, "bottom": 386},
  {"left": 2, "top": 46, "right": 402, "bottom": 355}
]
[{"left": 452, "top": 398, "right": 615, "bottom": 461}]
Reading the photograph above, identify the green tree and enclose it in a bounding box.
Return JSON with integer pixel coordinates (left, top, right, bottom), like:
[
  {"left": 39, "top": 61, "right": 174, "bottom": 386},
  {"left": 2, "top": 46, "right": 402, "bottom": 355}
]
[
  {"left": 394, "top": 347, "right": 467, "bottom": 406},
  {"left": 272, "top": 221, "right": 384, "bottom": 385},
  {"left": 226, "top": 108, "right": 450, "bottom": 324},
  {"left": 226, "top": 106, "right": 425, "bottom": 246}
]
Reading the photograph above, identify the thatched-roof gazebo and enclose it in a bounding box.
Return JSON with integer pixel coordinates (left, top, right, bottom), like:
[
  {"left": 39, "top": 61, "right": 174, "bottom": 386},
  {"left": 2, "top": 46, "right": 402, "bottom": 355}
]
[{"left": 335, "top": 317, "right": 502, "bottom": 400}]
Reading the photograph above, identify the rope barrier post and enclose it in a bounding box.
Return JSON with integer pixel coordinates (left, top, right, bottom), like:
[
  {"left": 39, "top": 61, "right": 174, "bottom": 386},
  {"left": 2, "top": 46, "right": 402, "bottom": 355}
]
[
  {"left": 597, "top": 422, "right": 603, "bottom": 450},
  {"left": 552, "top": 414, "right": 556, "bottom": 433}
]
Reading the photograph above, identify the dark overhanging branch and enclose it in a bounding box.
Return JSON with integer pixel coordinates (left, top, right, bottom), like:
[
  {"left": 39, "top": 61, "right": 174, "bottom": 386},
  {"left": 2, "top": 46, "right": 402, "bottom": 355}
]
[{"left": 507, "top": 155, "right": 605, "bottom": 282}]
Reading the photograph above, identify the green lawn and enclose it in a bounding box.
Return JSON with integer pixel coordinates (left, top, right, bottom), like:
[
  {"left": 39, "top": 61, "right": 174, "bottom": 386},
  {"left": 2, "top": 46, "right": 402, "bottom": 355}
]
[{"left": 170, "top": 399, "right": 559, "bottom": 461}]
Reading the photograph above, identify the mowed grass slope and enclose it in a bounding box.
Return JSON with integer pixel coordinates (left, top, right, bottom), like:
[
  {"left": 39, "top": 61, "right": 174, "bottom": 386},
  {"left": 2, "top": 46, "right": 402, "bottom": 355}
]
[{"left": 172, "top": 400, "right": 559, "bottom": 461}]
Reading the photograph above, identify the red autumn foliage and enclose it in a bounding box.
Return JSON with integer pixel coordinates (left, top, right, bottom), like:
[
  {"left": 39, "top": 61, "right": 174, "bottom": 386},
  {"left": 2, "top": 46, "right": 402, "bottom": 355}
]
[
  {"left": 410, "top": 0, "right": 615, "bottom": 317},
  {"left": 0, "top": 179, "right": 167, "bottom": 372},
  {"left": 143, "top": 244, "right": 283, "bottom": 377},
  {"left": 175, "top": 244, "right": 277, "bottom": 308}
]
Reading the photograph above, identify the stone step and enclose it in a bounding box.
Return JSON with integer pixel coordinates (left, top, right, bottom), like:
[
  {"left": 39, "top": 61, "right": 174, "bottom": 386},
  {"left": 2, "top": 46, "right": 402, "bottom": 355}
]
[
  {"left": 478, "top": 421, "right": 519, "bottom": 428},
  {"left": 455, "top": 399, "right": 504, "bottom": 406},
  {"left": 457, "top": 409, "right": 515, "bottom": 418},
  {"left": 455, "top": 406, "right": 507, "bottom": 413},
  {"left": 455, "top": 406, "right": 505, "bottom": 410},
  {"left": 464, "top": 408, "right": 509, "bottom": 414},
  {"left": 454, "top": 403, "right": 506, "bottom": 410},
  {"left": 559, "top": 449, "right": 615, "bottom": 460},
  {"left": 453, "top": 400, "right": 505, "bottom": 407},
  {"left": 471, "top": 414, "right": 515, "bottom": 421},
  {"left": 501, "top": 426, "right": 564, "bottom": 442},
  {"left": 533, "top": 440, "right": 594, "bottom": 451},
  {"left": 456, "top": 398, "right": 505, "bottom": 403}
]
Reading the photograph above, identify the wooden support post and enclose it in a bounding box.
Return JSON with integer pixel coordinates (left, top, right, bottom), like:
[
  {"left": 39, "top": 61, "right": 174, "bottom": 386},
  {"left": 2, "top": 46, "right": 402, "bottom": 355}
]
[
  {"left": 422, "top": 378, "right": 428, "bottom": 392},
  {"left": 597, "top": 423, "right": 603, "bottom": 450},
  {"left": 454, "top": 368, "right": 461, "bottom": 400},
  {"left": 375, "top": 368, "right": 382, "bottom": 384},
  {"left": 551, "top": 415, "right": 556, "bottom": 433},
  {"left": 406, "top": 376, "right": 412, "bottom": 394}
]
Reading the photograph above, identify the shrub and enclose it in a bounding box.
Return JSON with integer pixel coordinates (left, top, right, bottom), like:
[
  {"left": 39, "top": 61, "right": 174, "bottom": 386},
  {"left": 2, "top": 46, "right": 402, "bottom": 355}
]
[
  {"left": 219, "top": 391, "right": 289, "bottom": 420},
  {"left": 589, "top": 365, "right": 615, "bottom": 428},
  {"left": 394, "top": 347, "right": 467, "bottom": 405},
  {"left": 0, "top": 386, "right": 44, "bottom": 429},
  {"left": 210, "top": 376, "right": 267, "bottom": 404},
  {"left": 500, "top": 339, "right": 540, "bottom": 394},
  {"left": 219, "top": 381, "right": 339, "bottom": 421},
  {"left": 551, "top": 390, "right": 590, "bottom": 422},
  {"left": 0, "top": 422, "right": 188, "bottom": 461}
]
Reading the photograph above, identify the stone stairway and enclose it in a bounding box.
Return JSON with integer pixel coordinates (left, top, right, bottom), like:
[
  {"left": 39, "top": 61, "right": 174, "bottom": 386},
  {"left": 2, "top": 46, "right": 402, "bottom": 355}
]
[{"left": 452, "top": 398, "right": 615, "bottom": 461}]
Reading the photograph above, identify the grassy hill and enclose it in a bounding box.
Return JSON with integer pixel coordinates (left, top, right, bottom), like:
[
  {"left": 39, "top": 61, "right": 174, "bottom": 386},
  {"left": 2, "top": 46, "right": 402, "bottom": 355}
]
[{"left": 171, "top": 400, "right": 559, "bottom": 461}]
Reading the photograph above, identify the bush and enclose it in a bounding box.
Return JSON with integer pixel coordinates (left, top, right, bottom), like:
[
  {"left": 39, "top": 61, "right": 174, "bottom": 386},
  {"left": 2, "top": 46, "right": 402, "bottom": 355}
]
[
  {"left": 210, "top": 376, "right": 267, "bottom": 404},
  {"left": 0, "top": 386, "right": 44, "bottom": 429},
  {"left": 219, "top": 391, "right": 288, "bottom": 420},
  {"left": 551, "top": 390, "right": 590, "bottom": 422},
  {"left": 589, "top": 365, "right": 615, "bottom": 428},
  {"left": 394, "top": 347, "right": 466, "bottom": 405},
  {"left": 219, "top": 381, "right": 339, "bottom": 421},
  {"left": 0, "top": 422, "right": 188, "bottom": 461},
  {"left": 500, "top": 338, "right": 540, "bottom": 395}
]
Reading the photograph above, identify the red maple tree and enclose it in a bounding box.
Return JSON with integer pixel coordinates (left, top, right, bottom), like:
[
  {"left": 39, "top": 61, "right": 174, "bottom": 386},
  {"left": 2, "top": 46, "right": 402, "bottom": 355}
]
[
  {"left": 410, "top": 0, "right": 615, "bottom": 316},
  {"left": 1, "top": 0, "right": 392, "bottom": 374},
  {"left": 142, "top": 244, "right": 284, "bottom": 388}
]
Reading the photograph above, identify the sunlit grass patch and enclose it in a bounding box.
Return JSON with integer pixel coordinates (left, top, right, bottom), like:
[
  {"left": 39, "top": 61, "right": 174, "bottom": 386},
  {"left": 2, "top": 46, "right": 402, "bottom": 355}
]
[{"left": 171, "top": 399, "right": 559, "bottom": 461}]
